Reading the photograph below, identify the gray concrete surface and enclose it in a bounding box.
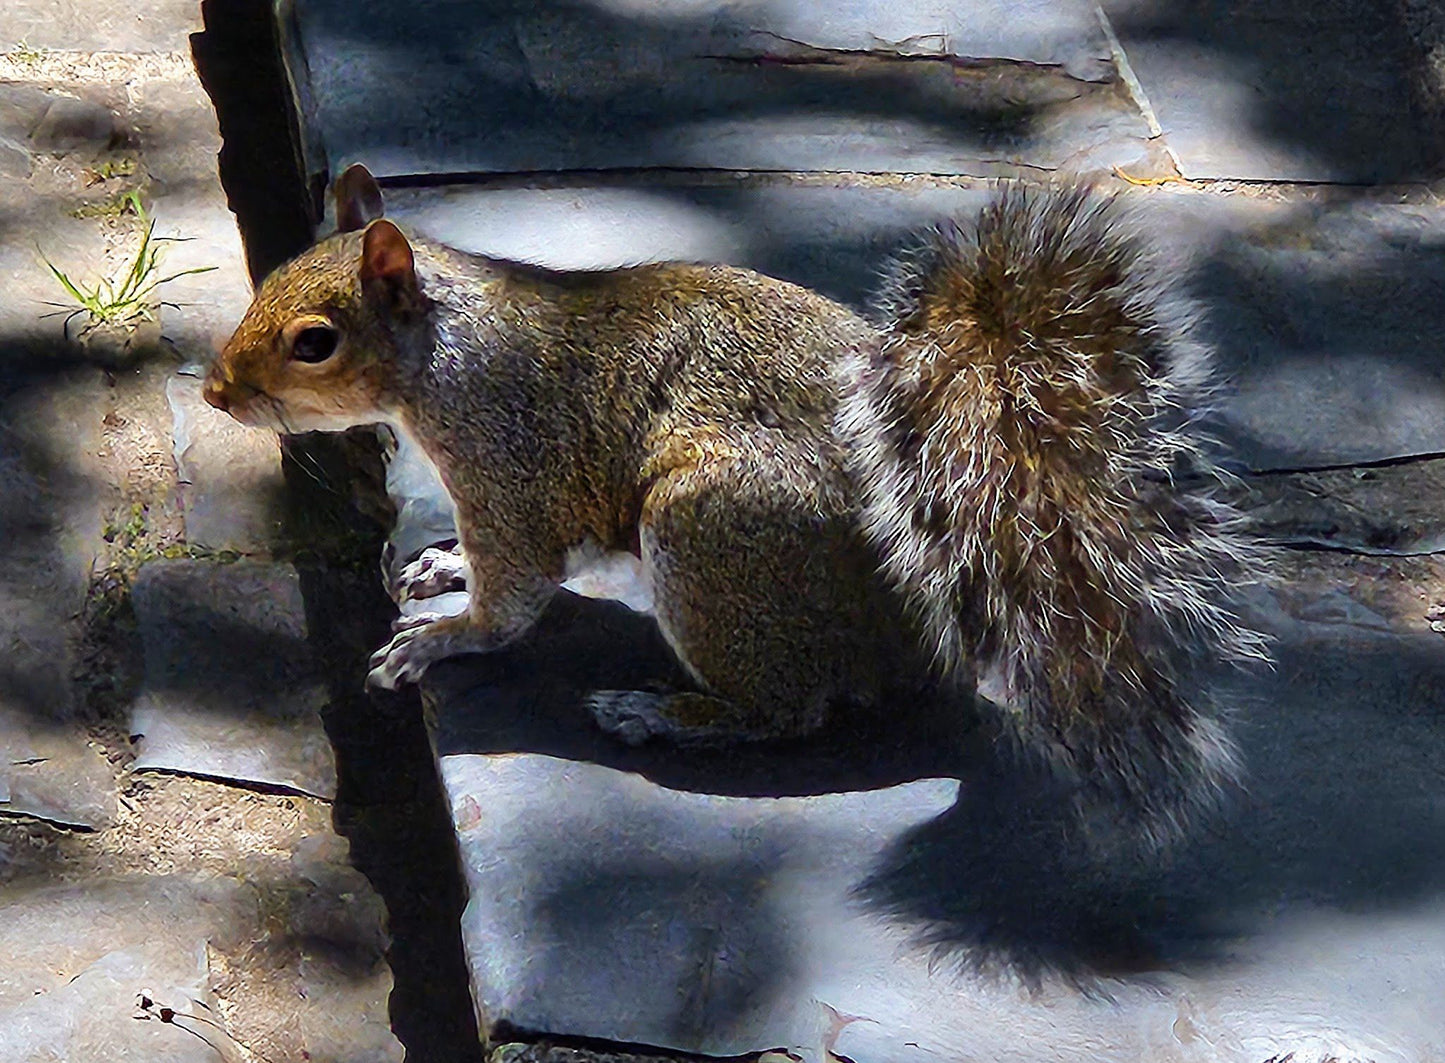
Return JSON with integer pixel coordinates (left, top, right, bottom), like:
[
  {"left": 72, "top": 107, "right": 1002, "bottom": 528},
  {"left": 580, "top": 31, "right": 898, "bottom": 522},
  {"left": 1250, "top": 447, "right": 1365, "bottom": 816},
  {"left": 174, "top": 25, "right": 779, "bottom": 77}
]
[
  {"left": 288, "top": 0, "right": 1161, "bottom": 181},
  {"left": 380, "top": 180, "right": 1445, "bottom": 472},
  {"left": 129, "top": 560, "right": 336, "bottom": 799},
  {"left": 420, "top": 589, "right": 1445, "bottom": 1063}
]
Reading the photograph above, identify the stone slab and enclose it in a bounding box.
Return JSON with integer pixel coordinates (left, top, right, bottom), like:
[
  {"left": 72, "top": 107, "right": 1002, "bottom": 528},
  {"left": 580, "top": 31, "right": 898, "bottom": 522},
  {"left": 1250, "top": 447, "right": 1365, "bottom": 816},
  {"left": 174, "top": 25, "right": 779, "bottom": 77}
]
[
  {"left": 167, "top": 367, "right": 285, "bottom": 554},
  {"left": 129, "top": 559, "right": 336, "bottom": 799},
  {"left": 0, "top": 366, "right": 113, "bottom": 827},
  {"left": 287, "top": 0, "right": 1157, "bottom": 181},
  {"left": 378, "top": 179, "right": 1445, "bottom": 481},
  {"left": 1104, "top": 0, "right": 1430, "bottom": 182},
  {"left": 0, "top": 0, "right": 202, "bottom": 53},
  {"left": 0, "top": 709, "right": 115, "bottom": 829},
  {"left": 0, "top": 874, "right": 252, "bottom": 1063},
  {"left": 0, "top": 863, "right": 402, "bottom": 1063},
  {"left": 426, "top": 587, "right": 1445, "bottom": 1062},
  {"left": 1238, "top": 459, "right": 1445, "bottom": 556}
]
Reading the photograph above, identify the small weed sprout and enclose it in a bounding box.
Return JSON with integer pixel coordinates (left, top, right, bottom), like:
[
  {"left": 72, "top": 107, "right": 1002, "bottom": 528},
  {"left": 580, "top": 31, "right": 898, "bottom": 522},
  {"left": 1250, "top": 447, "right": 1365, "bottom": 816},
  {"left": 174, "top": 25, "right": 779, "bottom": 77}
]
[
  {"left": 8, "top": 40, "right": 47, "bottom": 67},
  {"left": 40, "top": 200, "right": 216, "bottom": 338}
]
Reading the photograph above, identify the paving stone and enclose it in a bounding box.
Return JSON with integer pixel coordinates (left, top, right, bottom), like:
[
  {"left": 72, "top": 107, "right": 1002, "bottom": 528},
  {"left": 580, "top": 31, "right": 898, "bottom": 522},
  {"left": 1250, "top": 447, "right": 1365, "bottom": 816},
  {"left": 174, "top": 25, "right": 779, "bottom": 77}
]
[
  {"left": 0, "top": 84, "right": 125, "bottom": 154},
  {"left": 380, "top": 180, "right": 1445, "bottom": 480},
  {"left": 0, "top": 865, "right": 403, "bottom": 1063},
  {"left": 1104, "top": 0, "right": 1430, "bottom": 182},
  {"left": 167, "top": 367, "right": 285, "bottom": 555},
  {"left": 129, "top": 559, "right": 336, "bottom": 799},
  {"left": 26, "top": 94, "right": 123, "bottom": 153},
  {"left": 0, "top": 366, "right": 113, "bottom": 828},
  {"left": 0, "top": 0, "right": 202, "bottom": 53},
  {"left": 0, "top": 83, "right": 58, "bottom": 139},
  {"left": 0, "top": 710, "right": 115, "bottom": 829},
  {"left": 0, "top": 874, "right": 253, "bottom": 1063},
  {"left": 0, "top": 135, "right": 29, "bottom": 178},
  {"left": 423, "top": 585, "right": 1445, "bottom": 1062},
  {"left": 287, "top": 0, "right": 1157, "bottom": 180},
  {"left": 129, "top": 77, "right": 257, "bottom": 355},
  {"left": 1143, "top": 191, "right": 1445, "bottom": 470}
]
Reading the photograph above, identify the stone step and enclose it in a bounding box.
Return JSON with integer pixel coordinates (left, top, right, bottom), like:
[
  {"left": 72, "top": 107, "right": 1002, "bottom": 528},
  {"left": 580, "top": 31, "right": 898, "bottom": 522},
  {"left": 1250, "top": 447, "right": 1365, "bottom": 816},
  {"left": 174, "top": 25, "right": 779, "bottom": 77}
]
[
  {"left": 128, "top": 559, "right": 337, "bottom": 800},
  {"left": 284, "top": 0, "right": 1160, "bottom": 182},
  {"left": 375, "top": 178, "right": 1445, "bottom": 480},
  {"left": 416, "top": 578, "right": 1445, "bottom": 1062}
]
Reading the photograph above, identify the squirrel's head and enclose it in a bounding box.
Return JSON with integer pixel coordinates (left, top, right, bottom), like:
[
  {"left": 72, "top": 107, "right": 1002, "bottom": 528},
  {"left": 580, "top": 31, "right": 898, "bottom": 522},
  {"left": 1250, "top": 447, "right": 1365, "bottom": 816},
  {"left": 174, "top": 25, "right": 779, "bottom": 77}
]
[{"left": 204, "top": 164, "right": 422, "bottom": 432}]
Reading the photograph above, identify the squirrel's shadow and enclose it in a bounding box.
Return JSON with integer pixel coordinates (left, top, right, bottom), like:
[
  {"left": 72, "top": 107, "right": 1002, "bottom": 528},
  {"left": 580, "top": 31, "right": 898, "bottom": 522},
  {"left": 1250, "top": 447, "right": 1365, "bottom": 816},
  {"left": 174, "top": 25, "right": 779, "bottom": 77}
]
[
  {"left": 426, "top": 590, "right": 1445, "bottom": 985},
  {"left": 424, "top": 590, "right": 1231, "bottom": 981}
]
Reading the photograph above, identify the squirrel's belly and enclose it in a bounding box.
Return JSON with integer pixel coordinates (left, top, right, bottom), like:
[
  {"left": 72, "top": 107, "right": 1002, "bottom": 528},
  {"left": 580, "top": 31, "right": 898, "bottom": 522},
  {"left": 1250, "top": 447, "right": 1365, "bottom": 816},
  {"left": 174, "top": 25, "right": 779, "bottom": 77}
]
[{"left": 561, "top": 538, "right": 654, "bottom": 614}]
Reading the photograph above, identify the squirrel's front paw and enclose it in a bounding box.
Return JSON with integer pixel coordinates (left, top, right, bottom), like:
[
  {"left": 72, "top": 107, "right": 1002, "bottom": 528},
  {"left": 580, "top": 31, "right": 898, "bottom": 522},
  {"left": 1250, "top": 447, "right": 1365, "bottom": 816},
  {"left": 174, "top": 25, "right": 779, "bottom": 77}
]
[
  {"left": 365, "top": 613, "right": 488, "bottom": 691},
  {"left": 393, "top": 544, "right": 468, "bottom": 602}
]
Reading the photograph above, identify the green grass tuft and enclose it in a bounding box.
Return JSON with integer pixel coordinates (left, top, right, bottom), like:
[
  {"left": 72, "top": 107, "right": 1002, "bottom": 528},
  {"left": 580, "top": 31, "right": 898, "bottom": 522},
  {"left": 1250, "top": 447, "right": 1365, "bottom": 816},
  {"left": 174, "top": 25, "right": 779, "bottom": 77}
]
[{"left": 40, "top": 202, "right": 217, "bottom": 337}]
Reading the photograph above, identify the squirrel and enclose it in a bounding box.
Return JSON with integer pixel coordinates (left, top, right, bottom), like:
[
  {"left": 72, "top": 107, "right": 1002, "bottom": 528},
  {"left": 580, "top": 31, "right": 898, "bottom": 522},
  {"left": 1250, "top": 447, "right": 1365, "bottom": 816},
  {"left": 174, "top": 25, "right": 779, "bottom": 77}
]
[{"left": 205, "top": 164, "right": 1267, "bottom": 851}]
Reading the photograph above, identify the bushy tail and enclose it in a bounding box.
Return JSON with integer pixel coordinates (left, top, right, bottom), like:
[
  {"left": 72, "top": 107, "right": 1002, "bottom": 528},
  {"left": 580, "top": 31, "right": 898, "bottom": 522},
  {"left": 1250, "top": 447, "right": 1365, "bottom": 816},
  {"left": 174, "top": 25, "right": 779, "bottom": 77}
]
[{"left": 843, "top": 185, "right": 1268, "bottom": 851}]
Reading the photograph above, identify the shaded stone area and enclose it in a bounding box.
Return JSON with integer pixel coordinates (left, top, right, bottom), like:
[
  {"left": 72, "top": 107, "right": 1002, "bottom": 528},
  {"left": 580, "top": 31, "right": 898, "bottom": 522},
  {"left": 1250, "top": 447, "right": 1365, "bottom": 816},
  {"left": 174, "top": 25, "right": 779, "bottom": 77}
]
[
  {"left": 1104, "top": 0, "right": 1433, "bottom": 182},
  {"left": 288, "top": 0, "right": 1161, "bottom": 182},
  {"left": 0, "top": 9, "right": 407, "bottom": 1063},
  {"left": 380, "top": 179, "right": 1445, "bottom": 474},
  {"left": 0, "top": 365, "right": 113, "bottom": 828},
  {"left": 129, "top": 559, "right": 336, "bottom": 799},
  {"left": 421, "top": 590, "right": 1445, "bottom": 1062}
]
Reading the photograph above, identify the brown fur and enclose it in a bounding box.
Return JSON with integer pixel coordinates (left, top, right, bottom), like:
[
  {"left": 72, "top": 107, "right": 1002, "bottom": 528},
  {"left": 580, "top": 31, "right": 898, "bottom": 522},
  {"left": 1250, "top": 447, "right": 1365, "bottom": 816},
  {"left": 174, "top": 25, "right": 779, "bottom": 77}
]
[{"left": 207, "top": 172, "right": 1266, "bottom": 849}]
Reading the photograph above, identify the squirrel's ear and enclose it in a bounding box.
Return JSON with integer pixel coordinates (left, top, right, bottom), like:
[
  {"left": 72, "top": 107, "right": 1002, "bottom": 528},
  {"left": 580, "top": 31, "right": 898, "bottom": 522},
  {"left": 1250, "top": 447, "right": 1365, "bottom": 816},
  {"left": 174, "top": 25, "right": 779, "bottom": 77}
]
[
  {"left": 335, "top": 164, "right": 384, "bottom": 233},
  {"left": 360, "top": 220, "right": 418, "bottom": 308}
]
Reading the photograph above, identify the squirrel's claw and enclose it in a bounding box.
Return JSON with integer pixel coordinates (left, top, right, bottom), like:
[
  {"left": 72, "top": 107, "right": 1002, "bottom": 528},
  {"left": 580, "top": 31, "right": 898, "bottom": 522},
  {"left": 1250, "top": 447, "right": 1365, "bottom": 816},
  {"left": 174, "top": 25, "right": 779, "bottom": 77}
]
[
  {"left": 394, "top": 544, "right": 468, "bottom": 602},
  {"left": 365, "top": 613, "right": 491, "bottom": 691}
]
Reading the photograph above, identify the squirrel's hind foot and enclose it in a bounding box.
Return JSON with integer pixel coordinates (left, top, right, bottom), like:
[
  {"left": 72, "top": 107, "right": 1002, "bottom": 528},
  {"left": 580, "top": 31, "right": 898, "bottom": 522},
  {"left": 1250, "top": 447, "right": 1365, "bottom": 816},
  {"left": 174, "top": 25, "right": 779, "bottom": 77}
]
[{"left": 587, "top": 690, "right": 801, "bottom": 747}]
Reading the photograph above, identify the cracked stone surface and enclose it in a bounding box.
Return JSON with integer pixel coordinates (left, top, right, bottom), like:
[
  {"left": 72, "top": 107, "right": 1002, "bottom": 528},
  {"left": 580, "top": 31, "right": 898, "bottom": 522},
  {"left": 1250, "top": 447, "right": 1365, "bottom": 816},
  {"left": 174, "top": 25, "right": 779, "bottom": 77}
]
[
  {"left": 1102, "top": 0, "right": 1431, "bottom": 182},
  {"left": 378, "top": 180, "right": 1445, "bottom": 481},
  {"left": 422, "top": 589, "right": 1445, "bottom": 1062},
  {"left": 288, "top": 0, "right": 1159, "bottom": 181},
  {"left": 129, "top": 560, "right": 336, "bottom": 800}
]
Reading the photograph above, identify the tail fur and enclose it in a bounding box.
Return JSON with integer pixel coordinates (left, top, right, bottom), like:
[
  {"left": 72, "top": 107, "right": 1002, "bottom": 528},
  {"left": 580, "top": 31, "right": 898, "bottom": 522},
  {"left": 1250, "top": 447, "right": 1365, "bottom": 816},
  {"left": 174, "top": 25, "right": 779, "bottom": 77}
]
[{"left": 843, "top": 185, "right": 1268, "bottom": 851}]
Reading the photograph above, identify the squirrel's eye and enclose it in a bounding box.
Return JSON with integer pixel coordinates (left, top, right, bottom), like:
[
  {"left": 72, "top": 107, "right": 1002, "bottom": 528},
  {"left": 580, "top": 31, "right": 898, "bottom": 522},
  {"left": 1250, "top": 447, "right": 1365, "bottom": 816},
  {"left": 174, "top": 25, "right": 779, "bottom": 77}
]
[{"left": 291, "top": 325, "right": 338, "bottom": 364}]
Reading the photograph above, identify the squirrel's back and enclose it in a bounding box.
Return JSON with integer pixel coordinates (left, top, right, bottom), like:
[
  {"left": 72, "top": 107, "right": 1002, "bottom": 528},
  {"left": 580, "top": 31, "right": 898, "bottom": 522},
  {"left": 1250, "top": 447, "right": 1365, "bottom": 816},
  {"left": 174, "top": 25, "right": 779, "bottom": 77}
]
[{"left": 843, "top": 186, "right": 1267, "bottom": 850}]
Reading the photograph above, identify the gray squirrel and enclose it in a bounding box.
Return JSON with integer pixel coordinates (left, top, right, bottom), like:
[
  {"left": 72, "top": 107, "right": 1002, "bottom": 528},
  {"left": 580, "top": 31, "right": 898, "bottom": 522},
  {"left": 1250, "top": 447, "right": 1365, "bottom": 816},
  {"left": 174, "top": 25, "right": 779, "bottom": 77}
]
[{"left": 205, "top": 165, "right": 1267, "bottom": 851}]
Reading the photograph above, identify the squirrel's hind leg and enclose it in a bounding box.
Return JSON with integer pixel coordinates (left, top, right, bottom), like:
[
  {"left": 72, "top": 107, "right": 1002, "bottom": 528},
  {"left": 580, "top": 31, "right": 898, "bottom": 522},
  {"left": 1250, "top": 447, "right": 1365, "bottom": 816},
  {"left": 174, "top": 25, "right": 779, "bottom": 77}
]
[
  {"left": 587, "top": 690, "right": 787, "bottom": 746},
  {"left": 623, "top": 453, "right": 884, "bottom": 743}
]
